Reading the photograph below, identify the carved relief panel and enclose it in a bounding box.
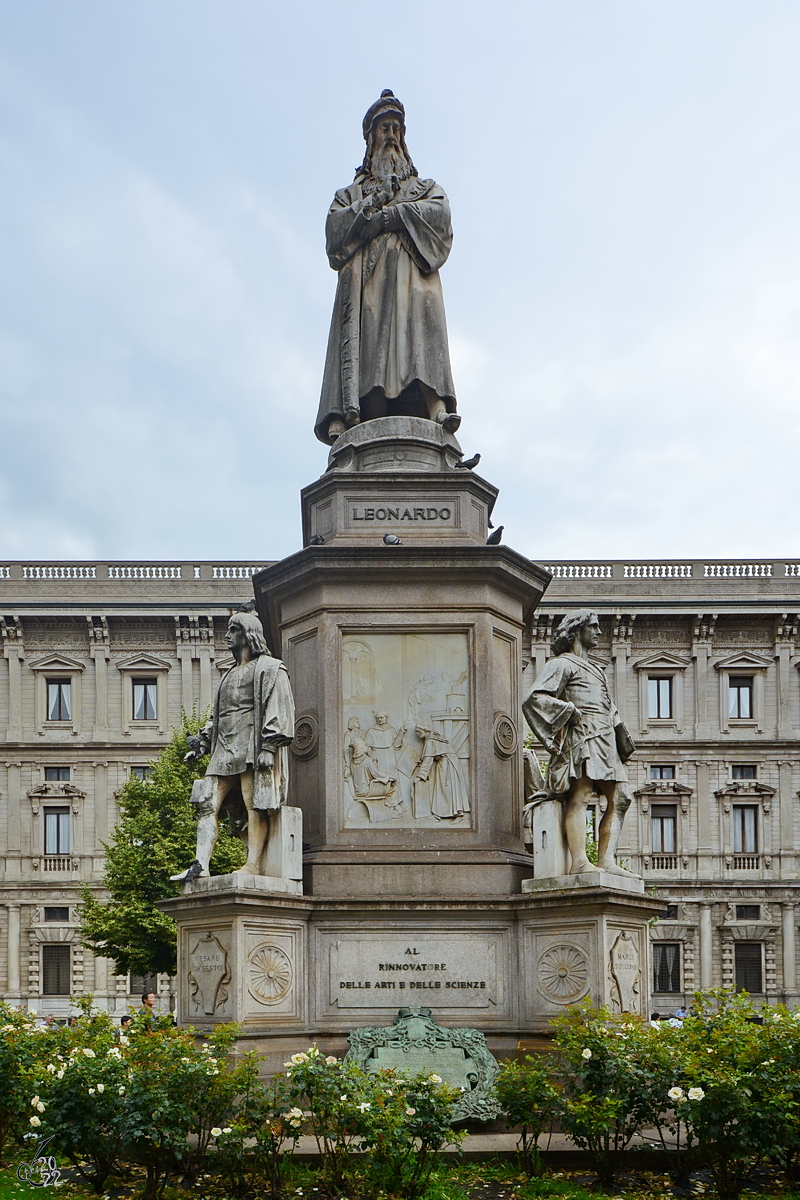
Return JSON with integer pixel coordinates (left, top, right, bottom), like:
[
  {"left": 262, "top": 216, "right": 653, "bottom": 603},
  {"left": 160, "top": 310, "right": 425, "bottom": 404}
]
[{"left": 341, "top": 632, "right": 471, "bottom": 828}]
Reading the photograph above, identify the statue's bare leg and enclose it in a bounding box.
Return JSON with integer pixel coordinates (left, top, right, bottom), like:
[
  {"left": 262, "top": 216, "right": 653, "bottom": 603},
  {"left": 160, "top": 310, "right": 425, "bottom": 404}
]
[
  {"left": 239, "top": 768, "right": 269, "bottom": 875},
  {"left": 195, "top": 775, "right": 237, "bottom": 877},
  {"left": 563, "top": 774, "right": 599, "bottom": 874},
  {"left": 596, "top": 780, "right": 633, "bottom": 875},
  {"left": 420, "top": 381, "right": 460, "bottom": 433}
]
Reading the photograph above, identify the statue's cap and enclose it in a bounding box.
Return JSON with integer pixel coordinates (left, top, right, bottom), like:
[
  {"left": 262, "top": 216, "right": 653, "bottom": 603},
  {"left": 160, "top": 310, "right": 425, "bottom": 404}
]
[{"left": 362, "top": 89, "right": 405, "bottom": 140}]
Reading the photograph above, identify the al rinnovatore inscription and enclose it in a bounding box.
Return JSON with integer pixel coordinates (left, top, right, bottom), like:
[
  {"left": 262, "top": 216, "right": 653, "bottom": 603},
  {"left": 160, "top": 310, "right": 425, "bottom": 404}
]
[
  {"left": 329, "top": 935, "right": 498, "bottom": 1009},
  {"left": 341, "top": 631, "right": 470, "bottom": 827}
]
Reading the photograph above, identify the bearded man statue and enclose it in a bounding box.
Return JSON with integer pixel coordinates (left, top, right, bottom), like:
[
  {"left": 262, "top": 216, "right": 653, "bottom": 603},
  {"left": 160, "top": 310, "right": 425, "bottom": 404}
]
[{"left": 315, "top": 90, "right": 460, "bottom": 445}]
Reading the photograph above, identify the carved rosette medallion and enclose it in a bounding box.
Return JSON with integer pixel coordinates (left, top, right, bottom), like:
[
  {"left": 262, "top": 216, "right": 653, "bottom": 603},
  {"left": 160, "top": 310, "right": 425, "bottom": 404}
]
[
  {"left": 247, "top": 943, "right": 293, "bottom": 1005},
  {"left": 291, "top": 714, "right": 319, "bottom": 759},
  {"left": 537, "top": 943, "right": 590, "bottom": 1003},
  {"left": 493, "top": 713, "right": 518, "bottom": 759}
]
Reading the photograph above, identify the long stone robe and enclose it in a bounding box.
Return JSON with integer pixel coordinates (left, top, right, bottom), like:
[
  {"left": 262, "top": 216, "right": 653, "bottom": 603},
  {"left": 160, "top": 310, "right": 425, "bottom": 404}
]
[
  {"left": 522, "top": 654, "right": 629, "bottom": 797},
  {"left": 315, "top": 174, "right": 457, "bottom": 442},
  {"left": 417, "top": 732, "right": 470, "bottom": 819},
  {"left": 200, "top": 653, "right": 295, "bottom": 811}
]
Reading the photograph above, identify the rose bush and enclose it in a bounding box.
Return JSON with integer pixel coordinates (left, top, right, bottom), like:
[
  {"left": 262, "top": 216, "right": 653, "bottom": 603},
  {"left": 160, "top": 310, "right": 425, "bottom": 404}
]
[
  {"left": 282, "top": 1045, "right": 463, "bottom": 1199},
  {"left": 551, "top": 1003, "right": 677, "bottom": 1185},
  {"left": 494, "top": 1053, "right": 562, "bottom": 1176}
]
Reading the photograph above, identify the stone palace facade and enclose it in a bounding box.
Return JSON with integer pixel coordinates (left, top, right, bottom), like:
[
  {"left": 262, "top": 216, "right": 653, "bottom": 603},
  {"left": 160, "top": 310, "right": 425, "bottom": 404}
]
[
  {"left": 0, "top": 562, "right": 265, "bottom": 1016},
  {"left": 2, "top": 556, "right": 800, "bottom": 1017}
]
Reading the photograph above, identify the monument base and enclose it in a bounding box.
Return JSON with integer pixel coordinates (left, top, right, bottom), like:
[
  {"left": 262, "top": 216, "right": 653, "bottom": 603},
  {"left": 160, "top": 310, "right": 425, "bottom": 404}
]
[{"left": 160, "top": 880, "right": 664, "bottom": 1060}]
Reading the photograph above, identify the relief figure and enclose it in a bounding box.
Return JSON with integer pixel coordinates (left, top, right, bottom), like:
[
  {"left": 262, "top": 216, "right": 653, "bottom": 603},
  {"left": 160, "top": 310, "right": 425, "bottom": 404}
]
[
  {"left": 415, "top": 725, "right": 470, "bottom": 819},
  {"left": 344, "top": 717, "right": 397, "bottom": 802}
]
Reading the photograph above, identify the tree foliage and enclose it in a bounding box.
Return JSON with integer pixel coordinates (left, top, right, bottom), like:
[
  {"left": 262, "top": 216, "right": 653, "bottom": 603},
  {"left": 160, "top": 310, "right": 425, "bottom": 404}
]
[{"left": 79, "top": 713, "right": 245, "bottom": 977}]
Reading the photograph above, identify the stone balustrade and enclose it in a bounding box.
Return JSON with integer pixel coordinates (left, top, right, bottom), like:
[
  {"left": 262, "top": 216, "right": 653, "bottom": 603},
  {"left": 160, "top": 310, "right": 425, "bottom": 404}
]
[{"left": 0, "top": 561, "right": 273, "bottom": 582}]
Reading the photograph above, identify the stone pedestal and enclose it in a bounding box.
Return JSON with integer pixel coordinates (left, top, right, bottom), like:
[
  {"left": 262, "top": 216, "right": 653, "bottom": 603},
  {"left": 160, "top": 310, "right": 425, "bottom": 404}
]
[{"left": 160, "top": 418, "right": 662, "bottom": 1054}]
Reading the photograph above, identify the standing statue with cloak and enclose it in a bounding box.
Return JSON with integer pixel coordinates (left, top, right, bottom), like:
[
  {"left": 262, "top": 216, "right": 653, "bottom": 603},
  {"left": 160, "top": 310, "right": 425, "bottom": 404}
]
[{"left": 315, "top": 90, "right": 460, "bottom": 445}]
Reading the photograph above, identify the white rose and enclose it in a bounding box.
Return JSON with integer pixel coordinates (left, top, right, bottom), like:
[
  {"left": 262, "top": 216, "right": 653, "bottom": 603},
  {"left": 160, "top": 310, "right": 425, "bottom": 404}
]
[
  {"left": 96, "top": 1084, "right": 105, "bottom": 1094},
  {"left": 210, "top": 1127, "right": 222, "bottom": 1138},
  {"left": 668, "top": 1087, "right": 685, "bottom": 1102},
  {"left": 30, "top": 1096, "right": 41, "bottom": 1107},
  {"left": 429, "top": 1073, "right": 443, "bottom": 1083},
  {"left": 56, "top": 1070, "right": 64, "bottom": 1080},
  {"left": 30, "top": 1116, "right": 41, "bottom": 1127},
  {"left": 88, "top": 1088, "right": 96, "bottom": 1095},
  {"left": 406, "top": 1107, "right": 416, "bottom": 1116},
  {"left": 222, "top": 1127, "right": 232, "bottom": 1134},
  {"left": 46, "top": 1065, "right": 56, "bottom": 1074},
  {"left": 326, "top": 1056, "right": 337, "bottom": 1065},
  {"left": 118, "top": 1086, "right": 126, "bottom": 1095},
  {"left": 82, "top": 1048, "right": 96, "bottom": 1058},
  {"left": 688, "top": 1087, "right": 705, "bottom": 1101},
  {"left": 119, "top": 1035, "right": 129, "bottom": 1046},
  {"left": 581, "top": 1049, "right": 592, "bottom": 1060},
  {"left": 357, "top": 1101, "right": 371, "bottom": 1112},
  {"left": 36, "top": 1102, "right": 45, "bottom": 1113},
  {"left": 290, "top": 1053, "right": 309, "bottom": 1065}
]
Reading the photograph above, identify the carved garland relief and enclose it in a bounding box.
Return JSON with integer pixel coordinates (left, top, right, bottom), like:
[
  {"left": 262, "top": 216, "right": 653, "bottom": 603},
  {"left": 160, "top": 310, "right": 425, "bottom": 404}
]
[{"left": 341, "top": 632, "right": 471, "bottom": 828}]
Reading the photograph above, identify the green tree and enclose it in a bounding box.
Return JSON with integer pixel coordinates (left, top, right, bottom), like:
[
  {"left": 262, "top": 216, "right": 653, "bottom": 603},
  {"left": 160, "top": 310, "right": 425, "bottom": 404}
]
[{"left": 79, "top": 714, "right": 245, "bottom": 977}]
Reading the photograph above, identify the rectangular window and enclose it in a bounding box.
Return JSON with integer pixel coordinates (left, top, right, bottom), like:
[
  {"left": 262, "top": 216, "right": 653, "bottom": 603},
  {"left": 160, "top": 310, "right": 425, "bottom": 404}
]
[
  {"left": 648, "top": 677, "right": 672, "bottom": 719},
  {"left": 664, "top": 904, "right": 679, "bottom": 920},
  {"left": 130, "top": 766, "right": 151, "bottom": 780},
  {"left": 44, "top": 807, "right": 70, "bottom": 855},
  {"left": 129, "top": 972, "right": 159, "bottom": 996},
  {"left": 42, "top": 944, "right": 71, "bottom": 995},
  {"left": 735, "top": 942, "right": 763, "bottom": 992},
  {"left": 733, "top": 805, "right": 758, "bottom": 854},
  {"left": 729, "top": 676, "right": 753, "bottom": 720},
  {"left": 653, "top": 943, "right": 681, "bottom": 992},
  {"left": 732, "top": 764, "right": 757, "bottom": 781},
  {"left": 44, "top": 907, "right": 69, "bottom": 922},
  {"left": 44, "top": 767, "right": 70, "bottom": 782},
  {"left": 651, "top": 805, "right": 677, "bottom": 854},
  {"left": 650, "top": 765, "right": 676, "bottom": 780},
  {"left": 736, "top": 904, "right": 760, "bottom": 920},
  {"left": 46, "top": 680, "right": 71, "bottom": 722},
  {"left": 132, "top": 679, "right": 157, "bottom": 721}
]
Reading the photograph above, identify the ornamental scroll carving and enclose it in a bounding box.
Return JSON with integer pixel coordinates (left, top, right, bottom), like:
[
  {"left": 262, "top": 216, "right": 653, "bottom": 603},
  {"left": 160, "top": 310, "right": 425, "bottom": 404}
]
[
  {"left": 345, "top": 1007, "right": 500, "bottom": 1121},
  {"left": 187, "top": 931, "right": 231, "bottom": 1016}
]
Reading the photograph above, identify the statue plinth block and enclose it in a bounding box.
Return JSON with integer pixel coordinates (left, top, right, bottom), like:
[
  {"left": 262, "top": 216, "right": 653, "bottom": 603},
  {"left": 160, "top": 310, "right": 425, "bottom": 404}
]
[
  {"left": 522, "top": 870, "right": 645, "bottom": 895},
  {"left": 159, "top": 883, "right": 312, "bottom": 1031},
  {"left": 302, "top": 417, "right": 498, "bottom": 548},
  {"left": 518, "top": 887, "right": 664, "bottom": 1028}
]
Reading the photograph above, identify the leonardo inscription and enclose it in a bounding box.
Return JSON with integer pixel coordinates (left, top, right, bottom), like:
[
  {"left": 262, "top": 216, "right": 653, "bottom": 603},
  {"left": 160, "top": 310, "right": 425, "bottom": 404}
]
[
  {"left": 342, "top": 631, "right": 470, "bottom": 828},
  {"left": 350, "top": 505, "right": 454, "bottom": 523},
  {"left": 328, "top": 935, "right": 498, "bottom": 1009}
]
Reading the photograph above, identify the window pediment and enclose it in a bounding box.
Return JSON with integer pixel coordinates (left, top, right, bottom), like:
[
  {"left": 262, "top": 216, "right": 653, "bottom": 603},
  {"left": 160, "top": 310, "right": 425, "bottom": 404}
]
[
  {"left": 632, "top": 652, "right": 691, "bottom": 672},
  {"left": 651, "top": 923, "right": 691, "bottom": 941},
  {"left": 115, "top": 653, "right": 171, "bottom": 672},
  {"left": 715, "top": 782, "right": 775, "bottom": 798},
  {"left": 713, "top": 652, "right": 772, "bottom": 672},
  {"left": 28, "top": 653, "right": 86, "bottom": 673},
  {"left": 635, "top": 780, "right": 692, "bottom": 813},
  {"left": 723, "top": 924, "right": 777, "bottom": 941}
]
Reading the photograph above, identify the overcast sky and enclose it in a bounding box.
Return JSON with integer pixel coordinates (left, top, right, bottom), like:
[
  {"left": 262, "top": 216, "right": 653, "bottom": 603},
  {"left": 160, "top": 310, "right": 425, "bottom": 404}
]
[{"left": 1, "top": 1, "right": 799, "bottom": 564}]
